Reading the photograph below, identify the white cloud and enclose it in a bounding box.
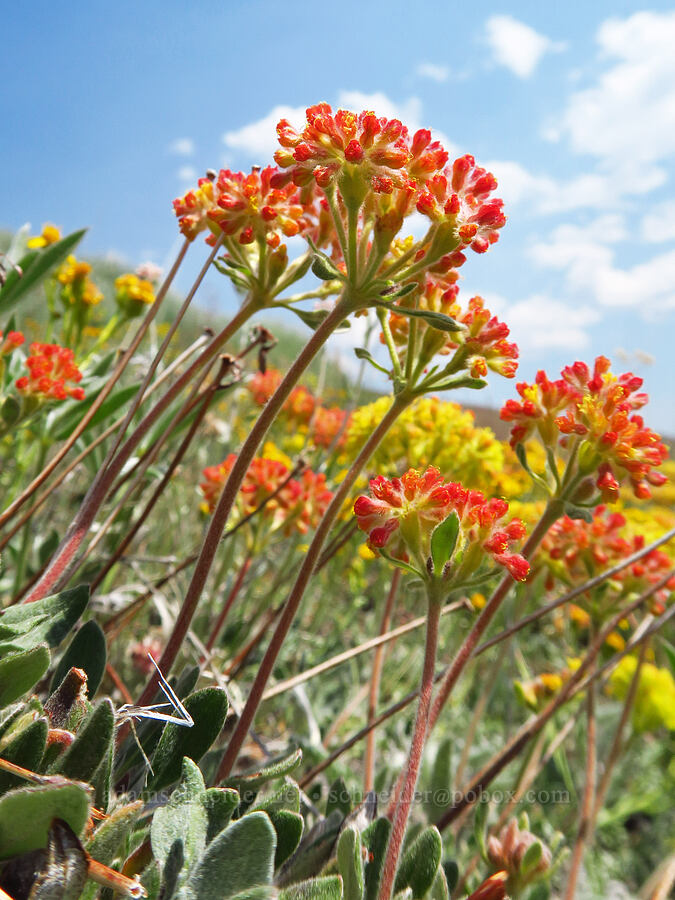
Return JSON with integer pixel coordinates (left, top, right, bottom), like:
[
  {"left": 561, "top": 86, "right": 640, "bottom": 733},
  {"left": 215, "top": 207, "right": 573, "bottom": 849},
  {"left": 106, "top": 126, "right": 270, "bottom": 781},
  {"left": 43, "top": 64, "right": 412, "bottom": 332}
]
[
  {"left": 546, "top": 11, "right": 675, "bottom": 175},
  {"left": 641, "top": 200, "right": 675, "bottom": 243},
  {"left": 415, "top": 62, "right": 450, "bottom": 83},
  {"left": 223, "top": 104, "right": 306, "bottom": 162},
  {"left": 530, "top": 217, "right": 675, "bottom": 311},
  {"left": 168, "top": 138, "right": 195, "bottom": 157},
  {"left": 501, "top": 294, "right": 600, "bottom": 350},
  {"left": 177, "top": 165, "right": 198, "bottom": 182},
  {"left": 484, "top": 15, "right": 565, "bottom": 79}
]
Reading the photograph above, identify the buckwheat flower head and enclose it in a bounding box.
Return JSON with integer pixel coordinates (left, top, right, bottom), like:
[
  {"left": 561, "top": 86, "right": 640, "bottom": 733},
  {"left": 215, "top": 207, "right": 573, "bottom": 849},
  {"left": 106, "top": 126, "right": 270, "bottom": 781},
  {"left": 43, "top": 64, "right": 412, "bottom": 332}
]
[
  {"left": 248, "top": 368, "right": 283, "bottom": 406},
  {"left": 501, "top": 357, "right": 668, "bottom": 500},
  {"left": 0, "top": 330, "right": 25, "bottom": 356},
  {"left": 115, "top": 273, "right": 156, "bottom": 318},
  {"left": 387, "top": 283, "right": 518, "bottom": 379},
  {"left": 354, "top": 467, "right": 529, "bottom": 580},
  {"left": 273, "top": 103, "right": 447, "bottom": 194},
  {"left": 208, "top": 166, "right": 312, "bottom": 248},
  {"left": 56, "top": 255, "right": 103, "bottom": 307},
  {"left": 27, "top": 223, "right": 62, "bottom": 249},
  {"left": 15, "top": 343, "right": 85, "bottom": 401},
  {"left": 173, "top": 177, "right": 219, "bottom": 241},
  {"left": 416, "top": 155, "right": 506, "bottom": 253},
  {"left": 311, "top": 405, "right": 350, "bottom": 449}
]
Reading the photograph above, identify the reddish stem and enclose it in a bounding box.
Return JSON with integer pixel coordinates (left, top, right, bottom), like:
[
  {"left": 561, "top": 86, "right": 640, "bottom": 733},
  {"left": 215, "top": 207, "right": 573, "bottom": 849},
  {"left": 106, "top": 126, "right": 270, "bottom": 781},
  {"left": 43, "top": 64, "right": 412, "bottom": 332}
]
[
  {"left": 379, "top": 595, "right": 442, "bottom": 900},
  {"left": 23, "top": 300, "right": 256, "bottom": 603},
  {"left": 134, "top": 299, "right": 351, "bottom": 710},
  {"left": 364, "top": 568, "right": 400, "bottom": 793},
  {"left": 215, "top": 393, "right": 410, "bottom": 781},
  {"left": 204, "top": 556, "right": 252, "bottom": 655}
]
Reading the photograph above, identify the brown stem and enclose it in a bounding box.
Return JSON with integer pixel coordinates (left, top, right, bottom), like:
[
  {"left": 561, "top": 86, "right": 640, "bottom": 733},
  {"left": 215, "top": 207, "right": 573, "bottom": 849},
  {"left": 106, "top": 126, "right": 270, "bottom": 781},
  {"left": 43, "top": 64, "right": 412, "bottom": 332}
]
[
  {"left": 427, "top": 502, "right": 561, "bottom": 731},
  {"left": 434, "top": 571, "right": 675, "bottom": 832},
  {"left": 380, "top": 596, "right": 442, "bottom": 900},
  {"left": 215, "top": 393, "right": 410, "bottom": 781},
  {"left": 204, "top": 556, "right": 252, "bottom": 654},
  {"left": 23, "top": 299, "right": 256, "bottom": 603},
  {"left": 0, "top": 239, "right": 189, "bottom": 530},
  {"left": 90, "top": 363, "right": 225, "bottom": 592},
  {"left": 364, "top": 569, "right": 400, "bottom": 793},
  {"left": 134, "top": 299, "right": 352, "bottom": 710},
  {"left": 564, "top": 668, "right": 597, "bottom": 900}
]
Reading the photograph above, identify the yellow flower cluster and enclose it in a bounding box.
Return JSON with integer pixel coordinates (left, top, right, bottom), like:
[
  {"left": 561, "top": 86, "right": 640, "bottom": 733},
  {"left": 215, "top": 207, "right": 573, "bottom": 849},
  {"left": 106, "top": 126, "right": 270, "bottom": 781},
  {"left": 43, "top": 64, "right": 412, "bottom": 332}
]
[
  {"left": 609, "top": 655, "right": 675, "bottom": 733},
  {"left": 115, "top": 273, "right": 156, "bottom": 317},
  {"left": 27, "top": 223, "right": 62, "bottom": 248},
  {"left": 344, "top": 395, "right": 513, "bottom": 496},
  {"left": 56, "top": 255, "right": 103, "bottom": 307}
]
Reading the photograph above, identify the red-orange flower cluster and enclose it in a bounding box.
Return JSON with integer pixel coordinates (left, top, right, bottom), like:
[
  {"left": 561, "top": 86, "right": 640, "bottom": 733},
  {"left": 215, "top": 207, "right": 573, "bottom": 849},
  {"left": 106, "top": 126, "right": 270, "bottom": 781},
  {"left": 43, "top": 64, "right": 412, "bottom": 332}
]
[
  {"left": 416, "top": 155, "right": 507, "bottom": 253},
  {"left": 173, "top": 167, "right": 316, "bottom": 248},
  {"left": 387, "top": 283, "right": 518, "bottom": 379},
  {"left": 200, "top": 454, "right": 332, "bottom": 537},
  {"left": 354, "top": 466, "right": 529, "bottom": 580},
  {"left": 15, "top": 343, "right": 85, "bottom": 402},
  {"left": 0, "top": 329, "right": 25, "bottom": 356},
  {"left": 500, "top": 357, "right": 668, "bottom": 500},
  {"left": 540, "top": 505, "right": 675, "bottom": 613},
  {"left": 273, "top": 103, "right": 446, "bottom": 193}
]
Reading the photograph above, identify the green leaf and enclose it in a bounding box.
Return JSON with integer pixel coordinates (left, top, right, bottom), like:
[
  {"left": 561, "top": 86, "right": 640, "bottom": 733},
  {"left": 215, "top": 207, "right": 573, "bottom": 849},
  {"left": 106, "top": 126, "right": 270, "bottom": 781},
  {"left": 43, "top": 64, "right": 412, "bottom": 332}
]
[
  {"left": 311, "top": 253, "right": 343, "bottom": 282},
  {"left": 430, "top": 512, "right": 460, "bottom": 576},
  {"left": 279, "top": 876, "right": 343, "bottom": 900},
  {"left": 393, "top": 826, "right": 442, "bottom": 899},
  {"left": 147, "top": 687, "right": 229, "bottom": 792},
  {"left": 276, "top": 810, "right": 342, "bottom": 888},
  {"left": 151, "top": 758, "right": 207, "bottom": 877},
  {"left": 0, "top": 781, "right": 91, "bottom": 859},
  {"left": 204, "top": 787, "right": 240, "bottom": 842},
  {"left": 0, "top": 229, "right": 86, "bottom": 315},
  {"left": 379, "top": 282, "right": 418, "bottom": 300},
  {"left": 326, "top": 777, "right": 352, "bottom": 819},
  {"left": 337, "top": 825, "right": 364, "bottom": 900},
  {"left": 427, "top": 738, "right": 452, "bottom": 825},
  {"left": 363, "top": 817, "right": 391, "bottom": 900},
  {"left": 50, "top": 620, "right": 106, "bottom": 698},
  {"left": 0, "top": 585, "right": 89, "bottom": 654},
  {"left": 91, "top": 740, "right": 113, "bottom": 812},
  {"left": 353, "top": 347, "right": 391, "bottom": 375},
  {"left": 0, "top": 645, "right": 50, "bottom": 705},
  {"left": 51, "top": 698, "right": 114, "bottom": 782},
  {"left": 442, "top": 861, "right": 459, "bottom": 892},
  {"left": 520, "top": 840, "right": 543, "bottom": 877},
  {"left": 85, "top": 800, "right": 143, "bottom": 866},
  {"left": 0, "top": 716, "right": 48, "bottom": 794},
  {"left": 376, "top": 301, "right": 463, "bottom": 333},
  {"left": 286, "top": 306, "right": 349, "bottom": 332},
  {"left": 186, "top": 811, "right": 276, "bottom": 900},
  {"left": 29, "top": 818, "right": 89, "bottom": 900},
  {"left": 562, "top": 502, "right": 594, "bottom": 523},
  {"left": 269, "top": 809, "right": 304, "bottom": 868},
  {"left": 255, "top": 780, "right": 301, "bottom": 815},
  {"left": 473, "top": 801, "right": 489, "bottom": 861},
  {"left": 1, "top": 395, "right": 21, "bottom": 426},
  {"left": 429, "top": 866, "right": 449, "bottom": 900},
  {"left": 426, "top": 377, "right": 487, "bottom": 392},
  {"left": 225, "top": 748, "right": 303, "bottom": 799}
]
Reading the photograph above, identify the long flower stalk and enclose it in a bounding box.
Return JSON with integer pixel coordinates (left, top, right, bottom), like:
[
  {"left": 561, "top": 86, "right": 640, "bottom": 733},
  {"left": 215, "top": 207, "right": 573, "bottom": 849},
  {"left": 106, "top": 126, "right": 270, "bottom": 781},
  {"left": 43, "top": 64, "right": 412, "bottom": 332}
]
[
  {"left": 379, "top": 587, "right": 443, "bottom": 900},
  {"left": 215, "top": 392, "right": 412, "bottom": 780},
  {"left": 134, "top": 297, "right": 355, "bottom": 709}
]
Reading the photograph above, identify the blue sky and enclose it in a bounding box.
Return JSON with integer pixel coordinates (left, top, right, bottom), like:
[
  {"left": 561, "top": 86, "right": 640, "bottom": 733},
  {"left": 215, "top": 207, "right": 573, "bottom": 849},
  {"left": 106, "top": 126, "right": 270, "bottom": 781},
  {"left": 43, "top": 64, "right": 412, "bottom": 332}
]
[{"left": 3, "top": 1, "right": 675, "bottom": 433}]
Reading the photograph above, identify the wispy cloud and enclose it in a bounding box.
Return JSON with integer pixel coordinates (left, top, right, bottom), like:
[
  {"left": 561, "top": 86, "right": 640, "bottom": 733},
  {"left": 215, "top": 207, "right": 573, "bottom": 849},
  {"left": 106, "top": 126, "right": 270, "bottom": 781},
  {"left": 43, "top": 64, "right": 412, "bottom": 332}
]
[
  {"left": 168, "top": 137, "right": 195, "bottom": 157},
  {"left": 177, "top": 165, "right": 198, "bottom": 182},
  {"left": 484, "top": 15, "right": 565, "bottom": 79},
  {"left": 415, "top": 62, "right": 450, "bottom": 83}
]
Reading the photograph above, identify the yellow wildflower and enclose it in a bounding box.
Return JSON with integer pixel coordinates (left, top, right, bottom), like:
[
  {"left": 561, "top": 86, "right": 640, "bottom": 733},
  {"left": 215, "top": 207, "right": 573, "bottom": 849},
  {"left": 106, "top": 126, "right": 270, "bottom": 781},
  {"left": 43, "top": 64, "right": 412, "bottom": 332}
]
[
  {"left": 27, "top": 223, "right": 61, "bottom": 248},
  {"left": 609, "top": 655, "right": 675, "bottom": 732}
]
